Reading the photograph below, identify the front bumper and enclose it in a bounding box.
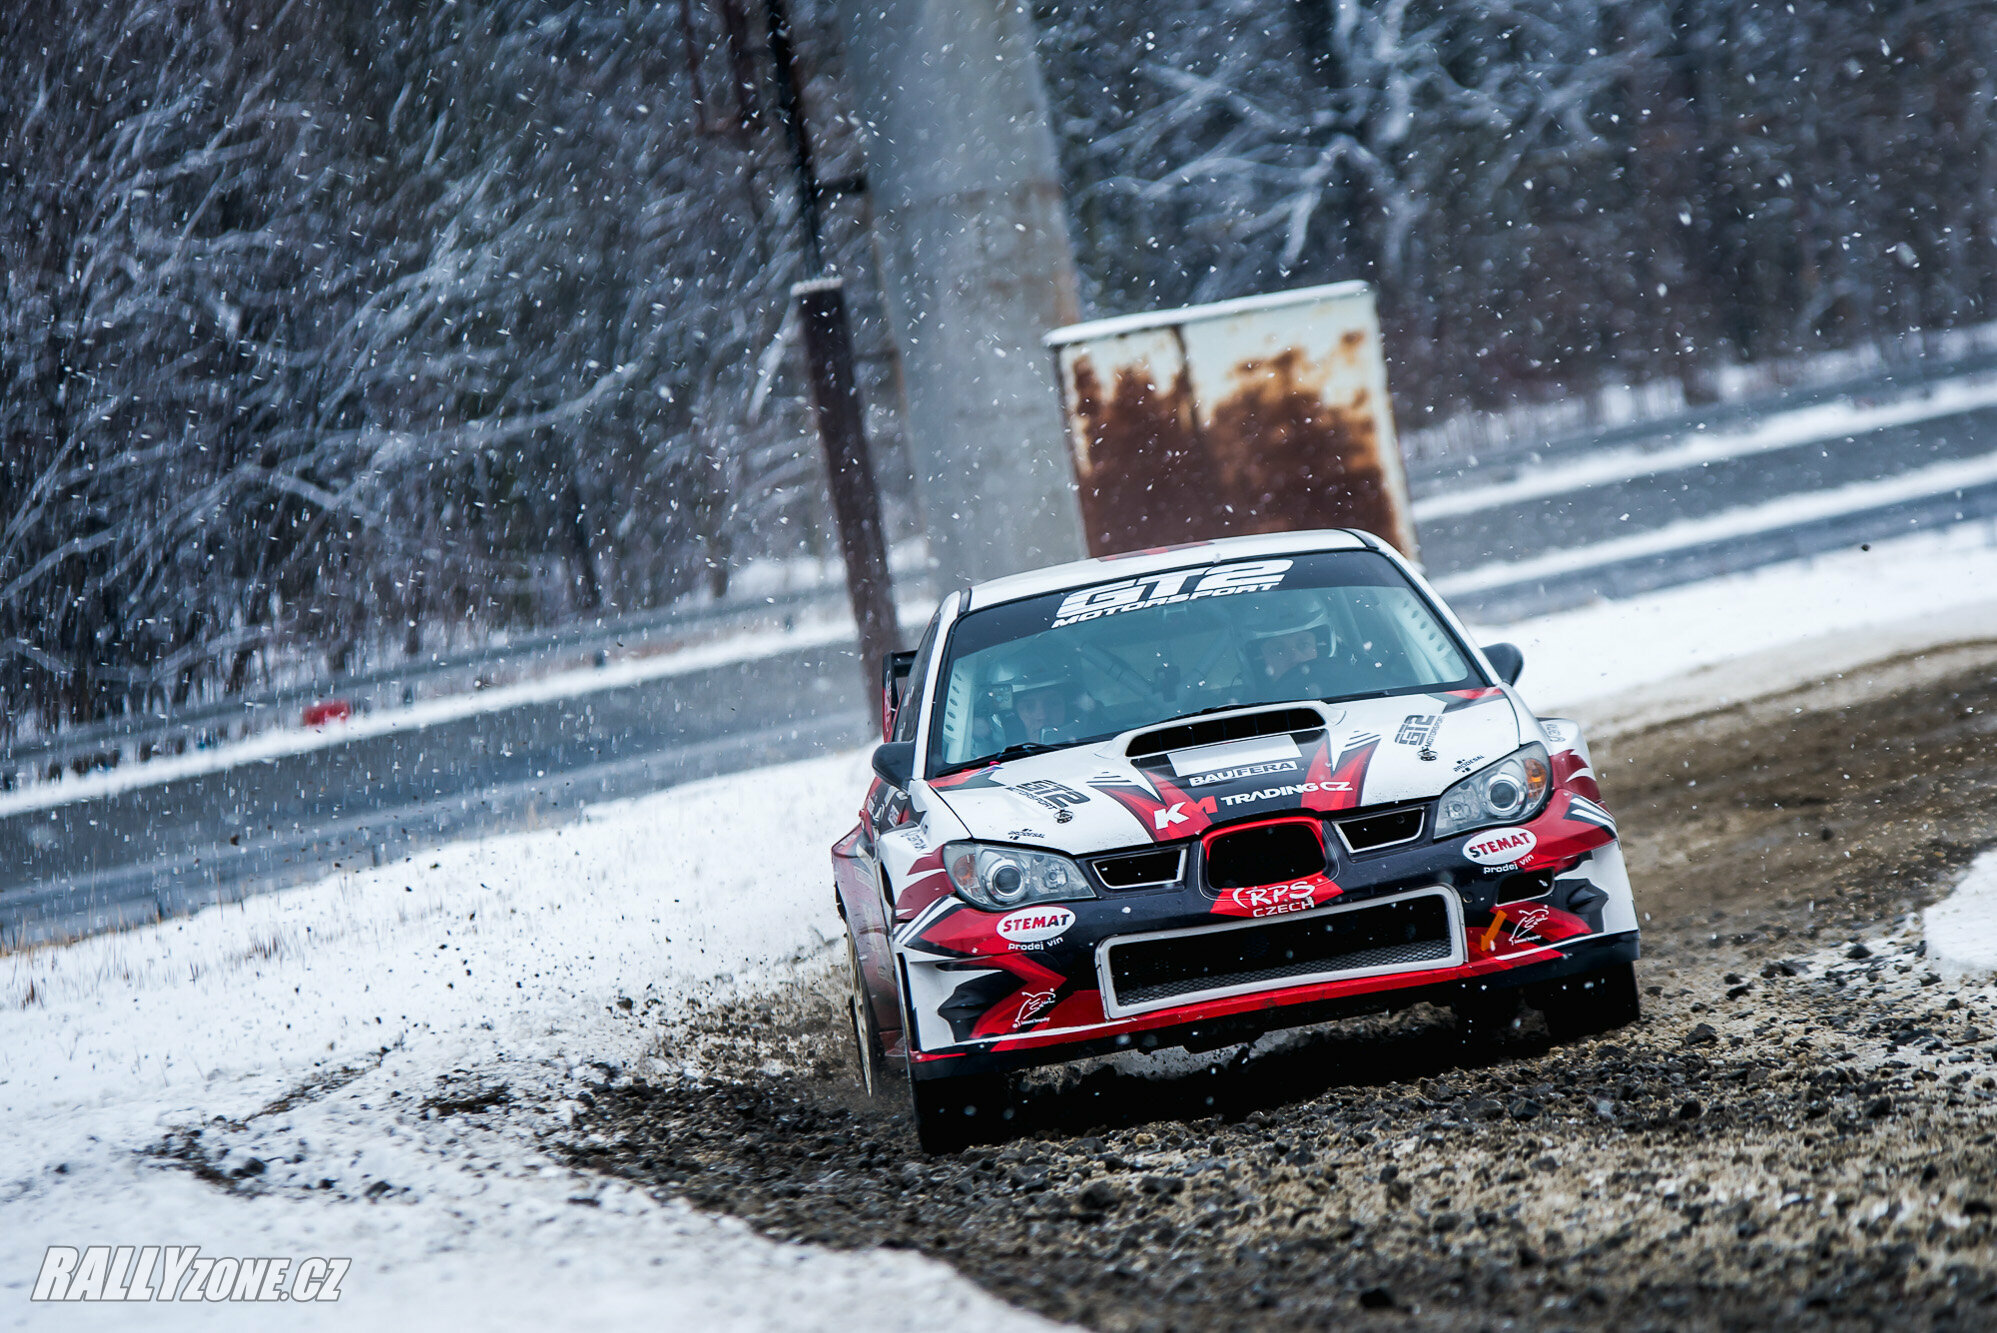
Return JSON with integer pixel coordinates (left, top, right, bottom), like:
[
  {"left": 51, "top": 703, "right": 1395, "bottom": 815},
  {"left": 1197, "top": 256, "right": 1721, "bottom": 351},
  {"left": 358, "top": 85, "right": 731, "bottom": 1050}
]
[
  {"left": 894, "top": 795, "right": 1640, "bottom": 1082},
  {"left": 909, "top": 928, "right": 1640, "bottom": 1081}
]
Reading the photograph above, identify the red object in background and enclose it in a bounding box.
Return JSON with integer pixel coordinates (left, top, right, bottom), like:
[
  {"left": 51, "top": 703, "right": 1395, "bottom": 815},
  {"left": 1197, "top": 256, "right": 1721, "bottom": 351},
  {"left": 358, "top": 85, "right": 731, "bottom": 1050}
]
[{"left": 302, "top": 699, "right": 353, "bottom": 728}]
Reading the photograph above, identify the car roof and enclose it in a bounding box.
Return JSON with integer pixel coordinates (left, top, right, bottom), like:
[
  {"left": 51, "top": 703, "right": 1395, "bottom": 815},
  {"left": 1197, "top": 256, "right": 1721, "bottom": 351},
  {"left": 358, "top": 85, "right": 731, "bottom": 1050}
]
[{"left": 962, "top": 529, "right": 1375, "bottom": 612}]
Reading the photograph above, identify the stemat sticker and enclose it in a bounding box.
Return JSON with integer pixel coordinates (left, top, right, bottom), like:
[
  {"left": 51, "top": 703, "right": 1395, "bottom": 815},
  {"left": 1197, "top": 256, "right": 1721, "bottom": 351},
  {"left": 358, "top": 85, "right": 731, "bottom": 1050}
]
[
  {"left": 995, "top": 906, "right": 1076, "bottom": 945},
  {"left": 1463, "top": 827, "right": 1536, "bottom": 867}
]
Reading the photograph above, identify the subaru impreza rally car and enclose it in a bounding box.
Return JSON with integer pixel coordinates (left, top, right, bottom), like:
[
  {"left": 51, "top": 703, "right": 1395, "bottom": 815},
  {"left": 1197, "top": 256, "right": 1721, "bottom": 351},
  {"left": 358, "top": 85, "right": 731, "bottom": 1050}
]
[{"left": 832, "top": 530, "right": 1640, "bottom": 1151}]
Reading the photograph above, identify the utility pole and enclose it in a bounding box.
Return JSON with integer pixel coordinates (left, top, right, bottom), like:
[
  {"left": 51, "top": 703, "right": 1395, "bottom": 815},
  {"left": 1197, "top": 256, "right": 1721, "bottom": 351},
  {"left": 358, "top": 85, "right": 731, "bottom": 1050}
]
[
  {"left": 828, "top": 0, "right": 1087, "bottom": 587},
  {"left": 793, "top": 276, "right": 899, "bottom": 697},
  {"left": 764, "top": 0, "right": 902, "bottom": 696}
]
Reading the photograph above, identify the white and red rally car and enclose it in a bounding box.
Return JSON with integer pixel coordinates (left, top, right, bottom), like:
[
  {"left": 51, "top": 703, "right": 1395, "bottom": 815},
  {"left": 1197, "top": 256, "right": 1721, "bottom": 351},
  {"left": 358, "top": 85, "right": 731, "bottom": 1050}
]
[{"left": 832, "top": 530, "right": 1640, "bottom": 1151}]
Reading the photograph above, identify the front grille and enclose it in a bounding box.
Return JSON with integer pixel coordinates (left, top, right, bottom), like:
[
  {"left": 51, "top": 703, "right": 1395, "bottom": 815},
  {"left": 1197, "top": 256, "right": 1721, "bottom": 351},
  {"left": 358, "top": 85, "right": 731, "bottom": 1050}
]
[
  {"left": 1093, "top": 848, "right": 1185, "bottom": 890},
  {"left": 1335, "top": 807, "right": 1425, "bottom": 853},
  {"left": 1127, "top": 708, "right": 1324, "bottom": 760},
  {"left": 1204, "top": 819, "right": 1326, "bottom": 890},
  {"left": 1105, "top": 892, "right": 1457, "bottom": 1010}
]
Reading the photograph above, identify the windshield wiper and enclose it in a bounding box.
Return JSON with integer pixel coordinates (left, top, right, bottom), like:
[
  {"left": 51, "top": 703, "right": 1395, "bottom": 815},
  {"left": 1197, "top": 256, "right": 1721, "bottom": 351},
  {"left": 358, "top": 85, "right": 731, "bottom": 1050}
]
[
  {"left": 979, "top": 740, "right": 1061, "bottom": 766},
  {"left": 1166, "top": 697, "right": 1364, "bottom": 722},
  {"left": 1133, "top": 703, "right": 1269, "bottom": 728},
  {"left": 935, "top": 740, "right": 1061, "bottom": 776}
]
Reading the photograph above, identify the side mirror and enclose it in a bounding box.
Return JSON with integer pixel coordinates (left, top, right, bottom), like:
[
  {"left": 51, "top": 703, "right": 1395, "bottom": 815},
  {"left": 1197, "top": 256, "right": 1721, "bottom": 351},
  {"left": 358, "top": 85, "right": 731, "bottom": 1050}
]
[
  {"left": 872, "top": 741, "right": 916, "bottom": 790},
  {"left": 879, "top": 649, "right": 917, "bottom": 741},
  {"left": 1482, "top": 642, "right": 1525, "bottom": 686}
]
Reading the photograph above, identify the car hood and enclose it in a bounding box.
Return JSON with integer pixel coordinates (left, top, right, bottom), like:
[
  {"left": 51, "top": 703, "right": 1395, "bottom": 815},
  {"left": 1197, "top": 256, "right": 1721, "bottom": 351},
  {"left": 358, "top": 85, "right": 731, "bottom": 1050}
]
[{"left": 923, "top": 688, "right": 1530, "bottom": 855}]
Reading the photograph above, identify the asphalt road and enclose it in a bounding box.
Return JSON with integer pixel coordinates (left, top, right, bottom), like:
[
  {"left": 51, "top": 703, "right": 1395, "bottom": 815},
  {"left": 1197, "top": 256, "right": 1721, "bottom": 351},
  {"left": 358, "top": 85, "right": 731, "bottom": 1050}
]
[
  {"left": 7, "top": 383, "right": 1997, "bottom": 947},
  {"left": 0, "top": 641, "right": 875, "bottom": 946},
  {"left": 1413, "top": 407, "right": 1997, "bottom": 572}
]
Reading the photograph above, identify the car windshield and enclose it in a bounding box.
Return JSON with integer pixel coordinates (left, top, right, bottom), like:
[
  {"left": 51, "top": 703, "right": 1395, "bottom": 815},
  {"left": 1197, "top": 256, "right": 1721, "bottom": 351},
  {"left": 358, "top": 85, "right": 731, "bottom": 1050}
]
[{"left": 927, "top": 550, "right": 1480, "bottom": 775}]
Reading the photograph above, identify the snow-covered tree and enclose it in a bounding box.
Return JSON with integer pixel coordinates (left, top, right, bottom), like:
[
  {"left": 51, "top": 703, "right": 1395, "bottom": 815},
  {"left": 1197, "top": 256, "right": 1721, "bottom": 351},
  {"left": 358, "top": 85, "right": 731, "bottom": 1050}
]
[{"left": 7, "top": 0, "right": 1997, "bottom": 734}]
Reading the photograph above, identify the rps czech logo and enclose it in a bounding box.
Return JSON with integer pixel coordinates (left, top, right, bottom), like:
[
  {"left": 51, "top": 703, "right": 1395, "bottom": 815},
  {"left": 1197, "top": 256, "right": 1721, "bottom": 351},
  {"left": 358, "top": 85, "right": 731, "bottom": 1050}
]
[
  {"left": 995, "top": 906, "right": 1077, "bottom": 946},
  {"left": 1462, "top": 827, "right": 1536, "bottom": 870},
  {"left": 1217, "top": 878, "right": 1340, "bottom": 919}
]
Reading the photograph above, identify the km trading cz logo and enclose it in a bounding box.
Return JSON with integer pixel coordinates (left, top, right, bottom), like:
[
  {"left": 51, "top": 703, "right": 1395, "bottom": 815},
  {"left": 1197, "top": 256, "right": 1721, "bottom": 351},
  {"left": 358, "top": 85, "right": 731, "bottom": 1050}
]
[
  {"left": 32, "top": 1247, "right": 349, "bottom": 1303},
  {"left": 1051, "top": 560, "right": 1293, "bottom": 628}
]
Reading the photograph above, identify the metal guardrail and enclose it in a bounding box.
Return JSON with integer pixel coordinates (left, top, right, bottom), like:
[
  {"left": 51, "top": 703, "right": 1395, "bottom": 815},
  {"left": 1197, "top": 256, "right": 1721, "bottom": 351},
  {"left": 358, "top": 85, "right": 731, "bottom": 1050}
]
[
  {"left": 0, "top": 579, "right": 879, "bottom": 791},
  {"left": 16, "top": 339, "right": 1997, "bottom": 793},
  {"left": 1402, "top": 343, "right": 1997, "bottom": 490},
  {"left": 1439, "top": 483, "right": 1997, "bottom": 625}
]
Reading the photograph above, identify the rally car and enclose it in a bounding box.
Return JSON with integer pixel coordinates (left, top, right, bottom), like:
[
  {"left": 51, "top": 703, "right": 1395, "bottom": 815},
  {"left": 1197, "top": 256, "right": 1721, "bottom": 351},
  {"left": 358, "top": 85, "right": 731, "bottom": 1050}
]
[{"left": 832, "top": 529, "right": 1640, "bottom": 1151}]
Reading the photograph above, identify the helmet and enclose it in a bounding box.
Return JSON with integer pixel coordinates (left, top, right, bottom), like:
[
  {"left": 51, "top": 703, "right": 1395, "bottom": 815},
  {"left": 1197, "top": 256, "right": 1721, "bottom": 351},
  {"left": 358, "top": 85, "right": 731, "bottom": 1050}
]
[
  {"left": 981, "top": 646, "right": 1083, "bottom": 745},
  {"left": 1238, "top": 597, "right": 1336, "bottom": 682},
  {"left": 984, "top": 649, "right": 1077, "bottom": 710}
]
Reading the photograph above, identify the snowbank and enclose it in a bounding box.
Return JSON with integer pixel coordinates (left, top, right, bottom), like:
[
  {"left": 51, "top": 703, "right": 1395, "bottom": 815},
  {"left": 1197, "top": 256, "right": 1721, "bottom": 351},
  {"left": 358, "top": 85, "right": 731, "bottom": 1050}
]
[
  {"left": 1434, "top": 450, "right": 1997, "bottom": 597},
  {"left": 1487, "top": 518, "right": 1997, "bottom": 719},
  {"left": 1416, "top": 370, "right": 1997, "bottom": 522},
  {"left": 1925, "top": 849, "right": 1997, "bottom": 979}
]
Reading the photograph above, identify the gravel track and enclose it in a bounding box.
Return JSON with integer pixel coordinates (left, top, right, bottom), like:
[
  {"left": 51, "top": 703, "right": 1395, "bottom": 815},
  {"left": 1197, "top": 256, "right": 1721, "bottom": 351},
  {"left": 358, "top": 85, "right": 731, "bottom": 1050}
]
[{"left": 563, "top": 645, "right": 1997, "bottom": 1330}]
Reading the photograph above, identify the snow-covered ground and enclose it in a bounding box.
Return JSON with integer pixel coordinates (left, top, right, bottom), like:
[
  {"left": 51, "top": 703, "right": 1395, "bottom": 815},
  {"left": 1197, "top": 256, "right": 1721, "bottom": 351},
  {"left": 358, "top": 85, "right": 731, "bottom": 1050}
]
[
  {"left": 1485, "top": 517, "right": 1997, "bottom": 722},
  {"left": 7, "top": 517, "right": 1997, "bottom": 1327},
  {"left": 0, "top": 750, "right": 1054, "bottom": 1330}
]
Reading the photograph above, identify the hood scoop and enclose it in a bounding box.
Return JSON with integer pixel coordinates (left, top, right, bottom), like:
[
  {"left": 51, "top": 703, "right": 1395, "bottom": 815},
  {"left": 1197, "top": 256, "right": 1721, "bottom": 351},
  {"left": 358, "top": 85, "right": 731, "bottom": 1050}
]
[{"left": 1126, "top": 707, "right": 1326, "bottom": 762}]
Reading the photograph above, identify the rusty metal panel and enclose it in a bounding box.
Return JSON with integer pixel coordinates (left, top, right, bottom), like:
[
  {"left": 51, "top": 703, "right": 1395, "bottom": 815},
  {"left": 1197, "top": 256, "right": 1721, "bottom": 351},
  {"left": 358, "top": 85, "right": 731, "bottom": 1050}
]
[{"left": 1046, "top": 282, "right": 1418, "bottom": 561}]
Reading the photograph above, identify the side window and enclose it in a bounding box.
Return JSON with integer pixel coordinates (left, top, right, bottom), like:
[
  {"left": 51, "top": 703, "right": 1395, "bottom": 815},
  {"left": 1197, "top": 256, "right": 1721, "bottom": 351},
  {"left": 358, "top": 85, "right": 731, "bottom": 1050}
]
[
  {"left": 1364, "top": 587, "right": 1469, "bottom": 682},
  {"left": 891, "top": 613, "right": 942, "bottom": 743},
  {"left": 937, "top": 662, "right": 977, "bottom": 764}
]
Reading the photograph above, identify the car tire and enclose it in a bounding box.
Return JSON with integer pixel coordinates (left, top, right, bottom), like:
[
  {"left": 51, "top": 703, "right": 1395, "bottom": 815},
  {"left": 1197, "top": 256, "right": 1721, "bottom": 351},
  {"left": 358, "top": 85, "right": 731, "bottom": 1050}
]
[
  {"left": 845, "top": 931, "right": 891, "bottom": 1100},
  {"left": 1535, "top": 961, "right": 1641, "bottom": 1042},
  {"left": 910, "top": 1072, "right": 1014, "bottom": 1154}
]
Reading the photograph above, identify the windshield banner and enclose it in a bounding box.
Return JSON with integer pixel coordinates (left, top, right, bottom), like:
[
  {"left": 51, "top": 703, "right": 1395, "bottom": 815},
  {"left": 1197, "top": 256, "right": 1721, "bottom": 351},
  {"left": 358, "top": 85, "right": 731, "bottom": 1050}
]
[{"left": 1049, "top": 560, "right": 1293, "bottom": 629}]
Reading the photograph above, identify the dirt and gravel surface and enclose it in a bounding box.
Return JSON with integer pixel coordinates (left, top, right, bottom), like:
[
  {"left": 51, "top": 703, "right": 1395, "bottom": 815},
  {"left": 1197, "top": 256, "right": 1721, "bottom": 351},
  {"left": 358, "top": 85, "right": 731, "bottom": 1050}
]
[{"left": 563, "top": 642, "right": 1997, "bottom": 1330}]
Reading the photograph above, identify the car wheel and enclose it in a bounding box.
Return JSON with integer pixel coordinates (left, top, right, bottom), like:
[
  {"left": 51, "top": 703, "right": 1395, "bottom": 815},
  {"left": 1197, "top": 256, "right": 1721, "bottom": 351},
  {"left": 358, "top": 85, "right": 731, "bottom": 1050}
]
[
  {"left": 909, "top": 1072, "right": 1014, "bottom": 1155},
  {"left": 1535, "top": 961, "right": 1641, "bottom": 1042},
  {"left": 846, "top": 931, "right": 890, "bottom": 1099}
]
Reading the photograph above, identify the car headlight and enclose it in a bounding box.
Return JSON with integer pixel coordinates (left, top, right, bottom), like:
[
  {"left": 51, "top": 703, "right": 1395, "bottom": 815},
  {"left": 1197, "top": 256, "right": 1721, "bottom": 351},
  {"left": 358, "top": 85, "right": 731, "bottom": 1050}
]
[
  {"left": 1433, "top": 744, "right": 1552, "bottom": 839},
  {"left": 942, "top": 841, "right": 1094, "bottom": 912}
]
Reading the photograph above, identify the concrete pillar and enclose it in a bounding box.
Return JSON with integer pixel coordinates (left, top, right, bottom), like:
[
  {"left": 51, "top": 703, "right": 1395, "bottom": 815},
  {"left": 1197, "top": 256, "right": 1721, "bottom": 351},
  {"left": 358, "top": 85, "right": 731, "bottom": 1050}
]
[{"left": 829, "top": 0, "right": 1087, "bottom": 587}]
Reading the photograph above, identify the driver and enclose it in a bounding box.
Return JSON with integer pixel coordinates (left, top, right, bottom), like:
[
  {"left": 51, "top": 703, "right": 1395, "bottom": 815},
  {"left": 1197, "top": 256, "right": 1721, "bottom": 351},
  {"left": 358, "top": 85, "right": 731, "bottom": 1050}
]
[
  {"left": 979, "top": 653, "right": 1086, "bottom": 748},
  {"left": 1240, "top": 599, "right": 1339, "bottom": 700},
  {"left": 1014, "top": 678, "right": 1069, "bottom": 742}
]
